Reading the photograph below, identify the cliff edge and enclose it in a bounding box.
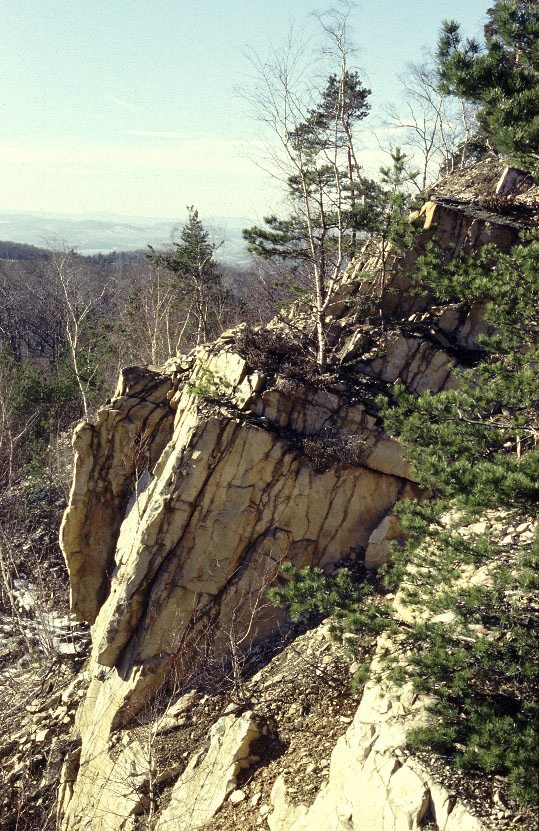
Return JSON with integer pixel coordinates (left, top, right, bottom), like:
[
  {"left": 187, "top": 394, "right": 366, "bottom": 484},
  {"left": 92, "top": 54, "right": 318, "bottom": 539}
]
[{"left": 56, "top": 162, "right": 537, "bottom": 831}]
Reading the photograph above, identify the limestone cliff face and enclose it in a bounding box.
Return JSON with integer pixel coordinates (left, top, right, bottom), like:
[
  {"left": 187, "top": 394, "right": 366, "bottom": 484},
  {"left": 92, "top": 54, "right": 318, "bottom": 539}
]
[
  {"left": 61, "top": 367, "right": 175, "bottom": 625},
  {"left": 58, "top": 165, "right": 532, "bottom": 831}
]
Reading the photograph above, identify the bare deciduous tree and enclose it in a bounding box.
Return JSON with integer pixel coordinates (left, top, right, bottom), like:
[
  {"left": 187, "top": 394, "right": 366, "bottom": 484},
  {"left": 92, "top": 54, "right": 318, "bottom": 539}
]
[
  {"left": 242, "top": 4, "right": 372, "bottom": 366},
  {"left": 385, "top": 61, "right": 478, "bottom": 190},
  {"left": 46, "top": 244, "right": 110, "bottom": 419},
  {"left": 115, "top": 258, "right": 196, "bottom": 366}
]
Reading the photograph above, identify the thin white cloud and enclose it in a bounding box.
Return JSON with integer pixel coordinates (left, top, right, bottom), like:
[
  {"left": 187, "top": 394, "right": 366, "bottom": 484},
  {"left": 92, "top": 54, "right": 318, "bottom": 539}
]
[
  {"left": 109, "top": 96, "right": 138, "bottom": 112},
  {"left": 126, "top": 132, "right": 277, "bottom": 152}
]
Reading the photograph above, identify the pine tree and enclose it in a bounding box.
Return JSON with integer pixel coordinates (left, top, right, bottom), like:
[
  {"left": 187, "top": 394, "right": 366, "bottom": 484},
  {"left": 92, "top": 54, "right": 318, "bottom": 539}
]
[
  {"left": 271, "top": 232, "right": 539, "bottom": 807},
  {"left": 354, "top": 148, "right": 419, "bottom": 324},
  {"left": 148, "top": 207, "right": 225, "bottom": 346},
  {"left": 243, "top": 67, "right": 371, "bottom": 367},
  {"left": 436, "top": 0, "right": 539, "bottom": 172}
]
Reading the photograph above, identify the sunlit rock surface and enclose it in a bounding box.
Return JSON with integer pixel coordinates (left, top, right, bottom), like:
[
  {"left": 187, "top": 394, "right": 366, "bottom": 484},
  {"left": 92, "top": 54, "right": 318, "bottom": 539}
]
[{"left": 58, "top": 164, "right": 531, "bottom": 831}]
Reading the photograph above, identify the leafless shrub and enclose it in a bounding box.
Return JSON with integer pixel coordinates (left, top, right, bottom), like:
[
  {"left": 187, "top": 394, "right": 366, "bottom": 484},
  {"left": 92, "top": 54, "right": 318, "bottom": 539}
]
[
  {"left": 477, "top": 192, "right": 518, "bottom": 214},
  {"left": 274, "top": 376, "right": 300, "bottom": 396},
  {"left": 236, "top": 326, "right": 308, "bottom": 371},
  {"left": 385, "top": 60, "right": 478, "bottom": 190},
  {"left": 0, "top": 516, "right": 84, "bottom": 670},
  {"left": 302, "top": 431, "right": 367, "bottom": 472}
]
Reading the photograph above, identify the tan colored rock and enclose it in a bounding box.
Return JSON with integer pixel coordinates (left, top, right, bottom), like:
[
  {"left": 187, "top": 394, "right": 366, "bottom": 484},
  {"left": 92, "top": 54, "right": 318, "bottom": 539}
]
[
  {"left": 268, "top": 776, "right": 308, "bottom": 831},
  {"left": 58, "top": 341, "right": 474, "bottom": 830},
  {"left": 154, "top": 689, "right": 197, "bottom": 734},
  {"left": 495, "top": 165, "right": 534, "bottom": 195},
  {"left": 57, "top": 748, "right": 81, "bottom": 831},
  {"left": 156, "top": 710, "right": 259, "bottom": 831},
  {"left": 268, "top": 646, "right": 488, "bottom": 831},
  {"left": 229, "top": 789, "right": 247, "bottom": 804},
  {"left": 58, "top": 168, "right": 529, "bottom": 831},
  {"left": 342, "top": 194, "right": 519, "bottom": 329},
  {"left": 58, "top": 720, "right": 182, "bottom": 831},
  {"left": 62, "top": 340, "right": 421, "bottom": 715},
  {"left": 60, "top": 351, "right": 431, "bottom": 828},
  {"left": 365, "top": 514, "right": 404, "bottom": 569},
  {"left": 60, "top": 366, "right": 175, "bottom": 624},
  {"left": 418, "top": 197, "right": 520, "bottom": 259},
  {"left": 356, "top": 332, "right": 457, "bottom": 394}
]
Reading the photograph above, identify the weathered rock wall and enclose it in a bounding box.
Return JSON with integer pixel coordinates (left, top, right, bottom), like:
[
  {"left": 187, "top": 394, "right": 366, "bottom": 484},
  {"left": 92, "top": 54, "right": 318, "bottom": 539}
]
[
  {"left": 58, "top": 166, "right": 529, "bottom": 831},
  {"left": 61, "top": 366, "right": 176, "bottom": 624},
  {"left": 59, "top": 342, "right": 428, "bottom": 830}
]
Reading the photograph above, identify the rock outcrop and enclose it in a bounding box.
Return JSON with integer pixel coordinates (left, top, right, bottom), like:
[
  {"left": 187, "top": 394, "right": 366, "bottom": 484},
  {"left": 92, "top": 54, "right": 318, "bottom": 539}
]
[
  {"left": 57, "top": 164, "right": 535, "bottom": 831},
  {"left": 267, "top": 660, "right": 485, "bottom": 831},
  {"left": 156, "top": 709, "right": 260, "bottom": 831}
]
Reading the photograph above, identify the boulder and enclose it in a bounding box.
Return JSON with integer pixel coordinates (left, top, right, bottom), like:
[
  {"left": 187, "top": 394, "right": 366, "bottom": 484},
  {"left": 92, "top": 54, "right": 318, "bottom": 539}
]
[
  {"left": 157, "top": 710, "right": 259, "bottom": 831},
  {"left": 365, "top": 514, "right": 404, "bottom": 569}
]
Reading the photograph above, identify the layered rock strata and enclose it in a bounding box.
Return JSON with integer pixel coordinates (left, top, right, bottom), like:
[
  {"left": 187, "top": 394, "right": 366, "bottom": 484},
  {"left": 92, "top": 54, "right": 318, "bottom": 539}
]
[{"left": 58, "top": 167, "right": 529, "bottom": 830}]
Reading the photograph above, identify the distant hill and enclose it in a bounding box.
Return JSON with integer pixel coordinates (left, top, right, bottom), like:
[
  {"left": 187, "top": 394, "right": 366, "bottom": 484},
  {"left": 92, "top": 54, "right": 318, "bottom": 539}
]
[
  {"left": 0, "top": 240, "right": 50, "bottom": 261},
  {"left": 0, "top": 211, "right": 254, "bottom": 266}
]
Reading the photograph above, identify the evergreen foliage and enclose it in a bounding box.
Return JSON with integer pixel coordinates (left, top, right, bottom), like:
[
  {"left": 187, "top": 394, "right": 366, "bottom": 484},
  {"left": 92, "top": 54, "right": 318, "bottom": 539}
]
[
  {"left": 242, "top": 71, "right": 371, "bottom": 265},
  {"left": 186, "top": 366, "right": 232, "bottom": 402},
  {"left": 436, "top": 0, "right": 539, "bottom": 172},
  {"left": 148, "top": 207, "right": 226, "bottom": 346},
  {"left": 271, "top": 230, "right": 539, "bottom": 807},
  {"left": 355, "top": 149, "right": 420, "bottom": 322},
  {"left": 383, "top": 233, "right": 539, "bottom": 511},
  {"left": 244, "top": 145, "right": 419, "bottom": 356},
  {"left": 355, "top": 148, "right": 419, "bottom": 241},
  {"left": 242, "top": 16, "right": 374, "bottom": 368}
]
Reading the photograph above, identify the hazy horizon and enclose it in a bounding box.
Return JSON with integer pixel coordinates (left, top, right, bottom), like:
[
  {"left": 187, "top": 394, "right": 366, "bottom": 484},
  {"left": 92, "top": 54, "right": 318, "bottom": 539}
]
[
  {"left": 0, "top": 208, "right": 255, "bottom": 262},
  {"left": 1, "top": 0, "right": 491, "bottom": 226}
]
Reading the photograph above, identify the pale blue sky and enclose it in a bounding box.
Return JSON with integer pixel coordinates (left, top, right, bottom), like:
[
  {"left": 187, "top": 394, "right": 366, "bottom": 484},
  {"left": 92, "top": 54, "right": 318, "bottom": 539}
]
[{"left": 1, "top": 0, "right": 491, "bottom": 221}]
